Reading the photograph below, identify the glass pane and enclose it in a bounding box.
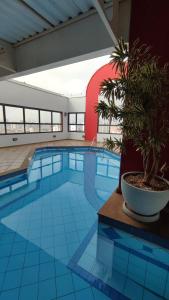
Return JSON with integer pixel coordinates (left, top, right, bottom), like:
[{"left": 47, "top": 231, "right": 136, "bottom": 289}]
[
  {"left": 98, "top": 126, "right": 109, "bottom": 133},
  {"left": 76, "top": 154, "right": 83, "bottom": 161},
  {"left": 25, "top": 109, "right": 39, "bottom": 123},
  {"left": 110, "top": 126, "right": 122, "bottom": 134},
  {"left": 69, "top": 125, "right": 76, "bottom": 131},
  {"left": 42, "top": 165, "right": 52, "bottom": 178},
  {"left": 69, "top": 159, "right": 76, "bottom": 170},
  {"left": 52, "top": 125, "right": 62, "bottom": 132},
  {"left": 52, "top": 112, "right": 61, "bottom": 123},
  {"left": 0, "top": 124, "right": 5, "bottom": 134},
  {"left": 42, "top": 157, "right": 52, "bottom": 166},
  {"left": 40, "top": 124, "right": 52, "bottom": 132},
  {"left": 97, "top": 164, "right": 107, "bottom": 176},
  {"left": 99, "top": 117, "right": 109, "bottom": 125},
  {"left": 53, "top": 162, "right": 61, "bottom": 173},
  {"left": 111, "top": 118, "right": 120, "bottom": 125},
  {"left": 40, "top": 110, "right": 51, "bottom": 123},
  {"left": 69, "top": 153, "right": 75, "bottom": 159},
  {"left": 76, "top": 161, "right": 83, "bottom": 171},
  {"left": 77, "top": 125, "right": 84, "bottom": 132},
  {"left": 29, "top": 168, "right": 41, "bottom": 183},
  {"left": 77, "top": 113, "right": 84, "bottom": 124},
  {"left": 6, "top": 124, "right": 24, "bottom": 133},
  {"left": 53, "top": 154, "right": 61, "bottom": 162},
  {"left": 0, "top": 105, "right": 4, "bottom": 122},
  {"left": 25, "top": 124, "right": 39, "bottom": 133},
  {"left": 12, "top": 180, "right": 27, "bottom": 191},
  {"left": 108, "top": 166, "right": 114, "bottom": 178},
  {"left": 69, "top": 113, "right": 76, "bottom": 124},
  {"left": 5, "top": 106, "right": 23, "bottom": 123}
]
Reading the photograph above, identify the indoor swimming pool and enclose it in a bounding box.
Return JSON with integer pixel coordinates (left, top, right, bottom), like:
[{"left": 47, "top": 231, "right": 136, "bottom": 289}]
[{"left": 0, "top": 147, "right": 168, "bottom": 300}]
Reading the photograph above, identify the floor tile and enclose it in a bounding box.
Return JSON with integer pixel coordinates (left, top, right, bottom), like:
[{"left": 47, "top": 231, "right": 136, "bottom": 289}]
[
  {"left": 0, "top": 288, "right": 19, "bottom": 300},
  {"left": 7, "top": 254, "right": 25, "bottom": 271},
  {"left": 38, "top": 278, "right": 56, "bottom": 300},
  {"left": 40, "top": 251, "right": 54, "bottom": 264},
  {"left": 92, "top": 288, "right": 111, "bottom": 300},
  {"left": 21, "top": 265, "right": 39, "bottom": 286},
  {"left": 55, "top": 261, "right": 70, "bottom": 277},
  {"left": 75, "top": 288, "right": 94, "bottom": 300},
  {"left": 3, "top": 269, "right": 22, "bottom": 290},
  {"left": 0, "top": 257, "right": 8, "bottom": 273},
  {"left": 58, "top": 293, "right": 75, "bottom": 300},
  {"left": 56, "top": 274, "right": 74, "bottom": 297},
  {"left": 39, "top": 262, "right": 55, "bottom": 281},
  {"left": 11, "top": 241, "right": 27, "bottom": 255},
  {"left": 19, "top": 283, "right": 38, "bottom": 300},
  {"left": 72, "top": 273, "right": 89, "bottom": 291},
  {"left": 0, "top": 244, "right": 12, "bottom": 258},
  {"left": 124, "top": 278, "right": 144, "bottom": 300},
  {"left": 24, "top": 251, "right": 39, "bottom": 267}
]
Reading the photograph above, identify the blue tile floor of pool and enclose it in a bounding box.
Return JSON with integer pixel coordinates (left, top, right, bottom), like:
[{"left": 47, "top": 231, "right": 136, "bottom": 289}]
[{"left": 0, "top": 147, "right": 168, "bottom": 300}]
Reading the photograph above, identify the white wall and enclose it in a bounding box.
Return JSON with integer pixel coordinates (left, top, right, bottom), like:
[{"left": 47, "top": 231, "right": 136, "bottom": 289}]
[
  {"left": 0, "top": 81, "right": 122, "bottom": 147},
  {"left": 0, "top": 80, "right": 69, "bottom": 147},
  {"left": 68, "top": 96, "right": 86, "bottom": 140}
]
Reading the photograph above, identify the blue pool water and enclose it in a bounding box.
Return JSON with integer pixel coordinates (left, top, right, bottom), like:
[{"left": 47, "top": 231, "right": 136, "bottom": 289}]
[{"left": 0, "top": 147, "right": 168, "bottom": 300}]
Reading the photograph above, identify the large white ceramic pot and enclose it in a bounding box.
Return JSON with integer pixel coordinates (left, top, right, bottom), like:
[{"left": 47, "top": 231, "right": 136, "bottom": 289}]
[{"left": 121, "top": 172, "right": 169, "bottom": 222}]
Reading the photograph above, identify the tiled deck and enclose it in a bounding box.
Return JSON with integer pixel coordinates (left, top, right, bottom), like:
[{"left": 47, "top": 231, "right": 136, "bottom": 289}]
[{"left": 0, "top": 140, "right": 102, "bottom": 177}]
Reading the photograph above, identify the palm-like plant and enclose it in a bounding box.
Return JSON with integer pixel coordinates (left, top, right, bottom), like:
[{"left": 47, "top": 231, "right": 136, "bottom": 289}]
[{"left": 96, "top": 39, "right": 169, "bottom": 188}]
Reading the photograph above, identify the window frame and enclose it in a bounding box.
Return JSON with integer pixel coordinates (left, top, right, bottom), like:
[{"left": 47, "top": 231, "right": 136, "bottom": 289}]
[
  {"left": 68, "top": 112, "right": 85, "bottom": 132},
  {"left": 97, "top": 117, "right": 121, "bottom": 135},
  {"left": 0, "top": 103, "right": 63, "bottom": 135},
  {"left": 5, "top": 105, "right": 24, "bottom": 123}
]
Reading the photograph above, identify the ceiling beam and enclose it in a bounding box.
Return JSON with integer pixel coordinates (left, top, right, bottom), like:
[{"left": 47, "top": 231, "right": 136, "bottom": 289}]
[
  {"left": 0, "top": 1, "right": 131, "bottom": 80},
  {"left": 17, "top": 0, "right": 53, "bottom": 27},
  {"left": 111, "top": 0, "right": 119, "bottom": 37},
  {"left": 92, "top": 0, "right": 118, "bottom": 45},
  {"left": 0, "top": 39, "right": 16, "bottom": 74}
]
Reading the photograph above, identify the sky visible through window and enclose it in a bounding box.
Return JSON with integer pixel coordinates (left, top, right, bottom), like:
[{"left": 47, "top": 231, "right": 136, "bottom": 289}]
[{"left": 14, "top": 55, "right": 110, "bottom": 97}]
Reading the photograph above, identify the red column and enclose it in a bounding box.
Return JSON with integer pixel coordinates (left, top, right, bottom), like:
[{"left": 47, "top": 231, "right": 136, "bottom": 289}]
[
  {"left": 85, "top": 63, "right": 118, "bottom": 141},
  {"left": 120, "top": 0, "right": 169, "bottom": 182}
]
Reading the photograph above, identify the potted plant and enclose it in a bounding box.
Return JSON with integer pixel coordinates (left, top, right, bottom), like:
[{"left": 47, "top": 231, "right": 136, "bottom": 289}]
[{"left": 96, "top": 39, "right": 169, "bottom": 222}]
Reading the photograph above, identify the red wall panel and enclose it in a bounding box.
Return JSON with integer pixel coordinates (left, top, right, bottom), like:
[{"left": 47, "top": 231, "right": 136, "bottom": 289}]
[
  {"left": 85, "top": 63, "right": 118, "bottom": 141},
  {"left": 120, "top": 0, "right": 169, "bottom": 181}
]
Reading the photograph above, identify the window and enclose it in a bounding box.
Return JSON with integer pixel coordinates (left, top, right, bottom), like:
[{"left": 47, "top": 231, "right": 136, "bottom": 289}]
[
  {"left": 96, "top": 156, "right": 119, "bottom": 179},
  {"left": 0, "top": 124, "right": 5, "bottom": 134},
  {"left": 25, "top": 108, "right": 39, "bottom": 133},
  {"left": 0, "top": 105, "right": 5, "bottom": 134},
  {"left": 25, "top": 124, "right": 39, "bottom": 133},
  {"left": 40, "top": 110, "right": 51, "bottom": 123},
  {"left": 40, "top": 124, "right": 52, "bottom": 132},
  {"left": 25, "top": 108, "right": 39, "bottom": 123},
  {"left": 5, "top": 106, "right": 23, "bottom": 123},
  {"left": 0, "top": 105, "right": 4, "bottom": 122},
  {"left": 52, "top": 112, "right": 61, "bottom": 123},
  {"left": 0, "top": 104, "right": 63, "bottom": 135},
  {"left": 52, "top": 112, "right": 62, "bottom": 132},
  {"left": 98, "top": 116, "right": 121, "bottom": 134},
  {"left": 6, "top": 124, "right": 24, "bottom": 134},
  {"left": 69, "top": 153, "right": 84, "bottom": 171},
  {"left": 68, "top": 113, "right": 85, "bottom": 132},
  {"left": 28, "top": 153, "right": 62, "bottom": 182}
]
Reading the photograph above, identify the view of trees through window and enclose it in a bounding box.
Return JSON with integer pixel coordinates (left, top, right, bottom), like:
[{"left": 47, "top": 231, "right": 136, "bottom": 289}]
[
  {"left": 0, "top": 101, "right": 121, "bottom": 136},
  {"left": 98, "top": 96, "right": 122, "bottom": 135}
]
